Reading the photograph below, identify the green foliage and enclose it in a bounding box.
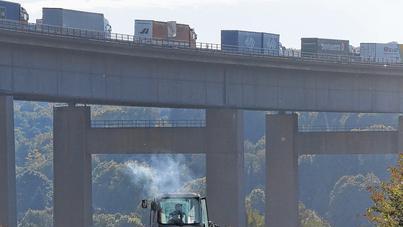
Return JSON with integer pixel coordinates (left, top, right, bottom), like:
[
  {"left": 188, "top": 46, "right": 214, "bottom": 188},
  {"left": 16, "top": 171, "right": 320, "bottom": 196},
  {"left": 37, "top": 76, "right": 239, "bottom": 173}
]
[
  {"left": 246, "top": 207, "right": 264, "bottom": 227},
  {"left": 16, "top": 170, "right": 52, "bottom": 217},
  {"left": 246, "top": 188, "right": 265, "bottom": 214},
  {"left": 92, "top": 161, "right": 147, "bottom": 213},
  {"left": 91, "top": 105, "right": 161, "bottom": 121},
  {"left": 327, "top": 173, "right": 379, "bottom": 227},
  {"left": 245, "top": 188, "right": 265, "bottom": 227},
  {"left": 24, "top": 133, "right": 53, "bottom": 179},
  {"left": 179, "top": 177, "right": 206, "bottom": 197},
  {"left": 93, "top": 213, "right": 143, "bottom": 227},
  {"left": 299, "top": 203, "right": 330, "bottom": 227},
  {"left": 367, "top": 154, "right": 403, "bottom": 227},
  {"left": 18, "top": 209, "right": 52, "bottom": 227},
  {"left": 245, "top": 189, "right": 330, "bottom": 227},
  {"left": 244, "top": 138, "right": 265, "bottom": 192},
  {"left": 299, "top": 154, "right": 396, "bottom": 220},
  {"left": 14, "top": 101, "right": 53, "bottom": 166}
]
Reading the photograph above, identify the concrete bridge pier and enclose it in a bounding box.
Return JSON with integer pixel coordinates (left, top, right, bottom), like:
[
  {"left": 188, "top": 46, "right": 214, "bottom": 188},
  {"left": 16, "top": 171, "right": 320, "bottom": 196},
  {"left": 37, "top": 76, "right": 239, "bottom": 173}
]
[
  {"left": 265, "top": 113, "right": 299, "bottom": 227},
  {"left": 0, "top": 96, "right": 17, "bottom": 227},
  {"left": 53, "top": 106, "right": 92, "bottom": 227},
  {"left": 399, "top": 116, "right": 403, "bottom": 152},
  {"left": 206, "top": 109, "right": 246, "bottom": 227}
]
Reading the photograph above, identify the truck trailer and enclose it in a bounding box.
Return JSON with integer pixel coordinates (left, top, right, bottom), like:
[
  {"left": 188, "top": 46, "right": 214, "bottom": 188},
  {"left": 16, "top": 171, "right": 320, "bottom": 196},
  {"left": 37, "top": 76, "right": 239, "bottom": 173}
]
[
  {"left": 221, "top": 30, "right": 280, "bottom": 56},
  {"left": 360, "top": 42, "right": 401, "bottom": 64},
  {"left": 301, "top": 38, "right": 350, "bottom": 61},
  {"left": 135, "top": 20, "right": 197, "bottom": 47},
  {"left": 41, "top": 8, "right": 111, "bottom": 36},
  {"left": 0, "top": 0, "right": 28, "bottom": 22}
]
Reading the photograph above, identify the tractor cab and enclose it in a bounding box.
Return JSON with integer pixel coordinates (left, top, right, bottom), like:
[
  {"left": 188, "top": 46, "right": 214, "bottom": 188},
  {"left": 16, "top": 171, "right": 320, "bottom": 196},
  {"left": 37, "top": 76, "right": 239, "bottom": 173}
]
[{"left": 143, "top": 193, "right": 215, "bottom": 227}]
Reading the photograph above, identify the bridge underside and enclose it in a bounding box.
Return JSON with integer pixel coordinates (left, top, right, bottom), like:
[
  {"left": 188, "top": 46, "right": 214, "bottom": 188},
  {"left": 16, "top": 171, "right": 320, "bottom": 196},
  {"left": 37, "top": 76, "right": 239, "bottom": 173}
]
[{"left": 1, "top": 100, "right": 402, "bottom": 227}]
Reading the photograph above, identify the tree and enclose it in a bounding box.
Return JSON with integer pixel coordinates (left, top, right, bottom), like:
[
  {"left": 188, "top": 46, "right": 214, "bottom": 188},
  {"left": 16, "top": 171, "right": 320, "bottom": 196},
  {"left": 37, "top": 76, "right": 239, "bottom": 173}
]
[
  {"left": 246, "top": 188, "right": 265, "bottom": 214},
  {"left": 93, "top": 213, "right": 143, "bottom": 227},
  {"left": 179, "top": 177, "right": 206, "bottom": 197},
  {"left": 18, "top": 209, "right": 53, "bottom": 227},
  {"left": 299, "top": 203, "right": 331, "bottom": 227},
  {"left": 366, "top": 154, "right": 403, "bottom": 226},
  {"left": 327, "top": 173, "right": 379, "bottom": 226},
  {"left": 246, "top": 207, "right": 264, "bottom": 227},
  {"left": 245, "top": 188, "right": 330, "bottom": 227},
  {"left": 16, "top": 170, "right": 52, "bottom": 217},
  {"left": 246, "top": 188, "right": 265, "bottom": 227},
  {"left": 92, "top": 161, "right": 148, "bottom": 213}
]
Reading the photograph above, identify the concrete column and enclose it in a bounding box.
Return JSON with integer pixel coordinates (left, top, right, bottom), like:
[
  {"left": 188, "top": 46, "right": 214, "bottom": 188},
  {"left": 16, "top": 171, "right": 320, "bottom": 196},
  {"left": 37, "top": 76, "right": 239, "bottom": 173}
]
[
  {"left": 398, "top": 116, "right": 403, "bottom": 153},
  {"left": 0, "top": 96, "right": 16, "bottom": 227},
  {"left": 54, "top": 106, "right": 92, "bottom": 227},
  {"left": 206, "top": 109, "right": 245, "bottom": 227},
  {"left": 266, "top": 113, "right": 299, "bottom": 227}
]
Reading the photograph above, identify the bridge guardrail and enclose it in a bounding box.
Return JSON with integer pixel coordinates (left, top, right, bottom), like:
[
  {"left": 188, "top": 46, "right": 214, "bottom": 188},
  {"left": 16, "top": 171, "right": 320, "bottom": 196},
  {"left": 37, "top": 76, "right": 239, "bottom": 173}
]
[
  {"left": 1, "top": 19, "right": 403, "bottom": 67},
  {"left": 91, "top": 119, "right": 206, "bottom": 128},
  {"left": 298, "top": 125, "right": 397, "bottom": 132}
]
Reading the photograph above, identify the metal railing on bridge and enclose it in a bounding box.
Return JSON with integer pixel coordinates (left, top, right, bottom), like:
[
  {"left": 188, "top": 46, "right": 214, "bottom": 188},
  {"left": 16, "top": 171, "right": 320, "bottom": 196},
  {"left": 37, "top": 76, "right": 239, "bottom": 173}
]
[
  {"left": 298, "top": 125, "right": 397, "bottom": 132},
  {"left": 1, "top": 19, "right": 403, "bottom": 67},
  {"left": 91, "top": 119, "right": 206, "bottom": 128}
]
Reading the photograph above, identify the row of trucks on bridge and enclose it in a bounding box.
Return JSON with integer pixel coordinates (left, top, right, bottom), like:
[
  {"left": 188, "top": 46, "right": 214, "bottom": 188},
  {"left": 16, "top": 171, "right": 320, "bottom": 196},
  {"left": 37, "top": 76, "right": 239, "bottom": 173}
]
[{"left": 1, "top": 0, "right": 403, "bottom": 64}]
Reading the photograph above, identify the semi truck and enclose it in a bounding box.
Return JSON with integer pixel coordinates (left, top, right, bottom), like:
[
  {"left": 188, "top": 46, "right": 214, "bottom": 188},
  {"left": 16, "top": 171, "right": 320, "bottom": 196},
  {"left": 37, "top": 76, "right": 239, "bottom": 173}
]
[
  {"left": 301, "top": 38, "right": 350, "bottom": 61},
  {"left": 0, "top": 0, "right": 28, "bottom": 22},
  {"left": 135, "top": 20, "right": 197, "bottom": 47},
  {"left": 142, "top": 193, "right": 216, "bottom": 227},
  {"left": 360, "top": 42, "right": 401, "bottom": 63},
  {"left": 221, "top": 30, "right": 280, "bottom": 56},
  {"left": 41, "top": 7, "right": 112, "bottom": 37}
]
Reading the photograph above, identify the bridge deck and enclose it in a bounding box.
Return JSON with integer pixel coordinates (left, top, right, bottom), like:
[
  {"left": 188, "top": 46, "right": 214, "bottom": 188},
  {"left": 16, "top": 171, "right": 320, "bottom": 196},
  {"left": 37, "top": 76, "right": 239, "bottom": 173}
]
[{"left": 1, "top": 25, "right": 403, "bottom": 113}]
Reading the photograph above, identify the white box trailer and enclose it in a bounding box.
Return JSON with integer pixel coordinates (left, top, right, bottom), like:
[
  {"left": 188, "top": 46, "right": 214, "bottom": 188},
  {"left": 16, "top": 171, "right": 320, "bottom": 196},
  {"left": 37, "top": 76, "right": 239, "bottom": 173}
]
[
  {"left": 134, "top": 20, "right": 197, "bottom": 47},
  {"left": 360, "top": 42, "right": 401, "bottom": 63}
]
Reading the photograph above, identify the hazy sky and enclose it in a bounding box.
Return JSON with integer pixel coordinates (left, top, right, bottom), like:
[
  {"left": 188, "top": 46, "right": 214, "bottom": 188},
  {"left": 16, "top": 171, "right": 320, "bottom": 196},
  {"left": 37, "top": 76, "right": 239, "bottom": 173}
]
[{"left": 20, "top": 0, "right": 403, "bottom": 48}]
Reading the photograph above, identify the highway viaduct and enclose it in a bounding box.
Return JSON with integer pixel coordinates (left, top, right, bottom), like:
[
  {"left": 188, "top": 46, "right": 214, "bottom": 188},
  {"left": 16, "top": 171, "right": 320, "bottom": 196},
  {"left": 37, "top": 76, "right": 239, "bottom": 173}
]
[{"left": 0, "top": 27, "right": 402, "bottom": 227}]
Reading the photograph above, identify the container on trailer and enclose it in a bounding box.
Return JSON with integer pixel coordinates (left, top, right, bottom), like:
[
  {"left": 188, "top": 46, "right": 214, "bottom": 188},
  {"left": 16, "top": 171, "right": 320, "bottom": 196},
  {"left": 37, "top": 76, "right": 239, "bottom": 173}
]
[
  {"left": 360, "top": 43, "right": 376, "bottom": 62},
  {"left": 134, "top": 20, "right": 197, "bottom": 47},
  {"left": 135, "top": 20, "right": 153, "bottom": 38},
  {"left": 0, "top": 0, "right": 28, "bottom": 22},
  {"left": 262, "top": 33, "right": 280, "bottom": 56},
  {"left": 283, "top": 48, "right": 301, "bottom": 57},
  {"left": 360, "top": 42, "right": 401, "bottom": 63},
  {"left": 401, "top": 44, "right": 403, "bottom": 63},
  {"left": 43, "top": 8, "right": 105, "bottom": 31},
  {"left": 301, "top": 38, "right": 349, "bottom": 58},
  {"left": 42, "top": 8, "right": 111, "bottom": 38},
  {"left": 221, "top": 30, "right": 263, "bottom": 54}
]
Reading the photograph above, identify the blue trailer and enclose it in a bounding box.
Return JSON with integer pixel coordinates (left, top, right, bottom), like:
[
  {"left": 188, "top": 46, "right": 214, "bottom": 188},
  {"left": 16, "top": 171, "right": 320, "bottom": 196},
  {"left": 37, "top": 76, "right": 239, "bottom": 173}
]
[
  {"left": 0, "top": 0, "right": 28, "bottom": 21},
  {"left": 221, "top": 30, "right": 280, "bottom": 56},
  {"left": 221, "top": 30, "right": 263, "bottom": 54}
]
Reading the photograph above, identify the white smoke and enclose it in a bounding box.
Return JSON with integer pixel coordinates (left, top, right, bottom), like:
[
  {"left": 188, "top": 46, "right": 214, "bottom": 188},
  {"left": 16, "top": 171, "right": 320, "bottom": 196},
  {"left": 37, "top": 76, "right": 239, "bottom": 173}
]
[{"left": 125, "top": 154, "right": 196, "bottom": 197}]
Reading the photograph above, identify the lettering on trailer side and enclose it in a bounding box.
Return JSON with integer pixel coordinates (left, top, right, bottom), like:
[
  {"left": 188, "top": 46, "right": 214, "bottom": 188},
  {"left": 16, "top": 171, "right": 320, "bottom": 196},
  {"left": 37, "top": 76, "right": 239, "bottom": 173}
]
[
  {"left": 320, "top": 43, "right": 346, "bottom": 52},
  {"left": 244, "top": 36, "right": 256, "bottom": 49},
  {"left": 135, "top": 20, "right": 153, "bottom": 38},
  {"left": 140, "top": 28, "right": 149, "bottom": 34}
]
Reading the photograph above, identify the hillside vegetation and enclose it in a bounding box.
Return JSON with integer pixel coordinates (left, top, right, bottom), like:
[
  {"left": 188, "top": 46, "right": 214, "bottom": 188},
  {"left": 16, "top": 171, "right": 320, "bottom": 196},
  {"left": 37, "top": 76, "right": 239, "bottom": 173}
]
[{"left": 14, "top": 102, "right": 399, "bottom": 227}]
